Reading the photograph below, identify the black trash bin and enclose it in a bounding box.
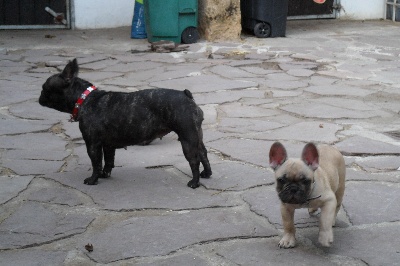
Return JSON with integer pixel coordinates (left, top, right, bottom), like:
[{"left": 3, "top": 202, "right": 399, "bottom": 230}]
[{"left": 241, "top": 0, "right": 289, "bottom": 38}]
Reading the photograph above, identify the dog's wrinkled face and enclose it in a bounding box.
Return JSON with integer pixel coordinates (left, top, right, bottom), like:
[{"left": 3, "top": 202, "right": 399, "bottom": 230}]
[
  {"left": 269, "top": 142, "right": 319, "bottom": 205},
  {"left": 274, "top": 160, "right": 313, "bottom": 204},
  {"left": 39, "top": 59, "right": 79, "bottom": 113},
  {"left": 39, "top": 74, "right": 68, "bottom": 112}
]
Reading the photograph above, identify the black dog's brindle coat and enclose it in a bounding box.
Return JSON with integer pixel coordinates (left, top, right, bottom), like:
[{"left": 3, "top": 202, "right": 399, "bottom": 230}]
[{"left": 39, "top": 59, "right": 212, "bottom": 188}]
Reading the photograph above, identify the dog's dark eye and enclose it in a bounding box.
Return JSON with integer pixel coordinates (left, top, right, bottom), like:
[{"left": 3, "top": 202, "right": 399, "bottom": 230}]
[
  {"left": 300, "top": 176, "right": 311, "bottom": 185},
  {"left": 277, "top": 175, "right": 286, "bottom": 184}
]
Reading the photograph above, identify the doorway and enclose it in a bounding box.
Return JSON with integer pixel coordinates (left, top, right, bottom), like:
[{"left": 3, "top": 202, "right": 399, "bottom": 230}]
[
  {"left": 0, "top": 0, "right": 70, "bottom": 29},
  {"left": 288, "top": 0, "right": 339, "bottom": 19}
]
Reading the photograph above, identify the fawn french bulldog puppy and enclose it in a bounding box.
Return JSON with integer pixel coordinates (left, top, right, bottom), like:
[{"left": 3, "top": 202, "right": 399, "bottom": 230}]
[
  {"left": 39, "top": 59, "right": 212, "bottom": 188},
  {"left": 269, "top": 142, "right": 345, "bottom": 248}
]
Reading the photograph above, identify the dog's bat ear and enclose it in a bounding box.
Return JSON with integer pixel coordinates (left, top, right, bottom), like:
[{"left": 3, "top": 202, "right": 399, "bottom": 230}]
[
  {"left": 61, "top": 58, "right": 79, "bottom": 82},
  {"left": 301, "top": 143, "right": 319, "bottom": 171},
  {"left": 269, "top": 142, "right": 287, "bottom": 170}
]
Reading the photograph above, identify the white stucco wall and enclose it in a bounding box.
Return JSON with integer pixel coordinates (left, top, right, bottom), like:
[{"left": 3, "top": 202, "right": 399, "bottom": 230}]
[
  {"left": 339, "top": 0, "right": 385, "bottom": 20},
  {"left": 71, "top": 0, "right": 387, "bottom": 29},
  {"left": 73, "top": 0, "right": 134, "bottom": 29}
]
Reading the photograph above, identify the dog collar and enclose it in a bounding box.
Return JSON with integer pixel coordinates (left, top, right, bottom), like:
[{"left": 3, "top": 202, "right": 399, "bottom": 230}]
[
  {"left": 69, "top": 85, "right": 96, "bottom": 122},
  {"left": 306, "top": 181, "right": 322, "bottom": 202}
]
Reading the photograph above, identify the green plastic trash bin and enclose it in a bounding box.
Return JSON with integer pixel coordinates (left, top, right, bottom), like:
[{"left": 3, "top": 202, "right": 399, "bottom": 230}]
[{"left": 144, "top": 0, "right": 199, "bottom": 44}]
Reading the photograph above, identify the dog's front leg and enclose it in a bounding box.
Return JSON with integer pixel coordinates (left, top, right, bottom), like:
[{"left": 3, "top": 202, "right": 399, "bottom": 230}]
[
  {"left": 84, "top": 141, "right": 103, "bottom": 185},
  {"left": 102, "top": 145, "right": 115, "bottom": 178},
  {"left": 279, "top": 204, "right": 296, "bottom": 248},
  {"left": 318, "top": 197, "right": 337, "bottom": 247}
]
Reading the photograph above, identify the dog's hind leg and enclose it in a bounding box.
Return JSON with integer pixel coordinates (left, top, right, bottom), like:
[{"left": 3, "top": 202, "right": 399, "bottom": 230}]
[
  {"left": 199, "top": 140, "right": 212, "bottom": 179},
  {"left": 102, "top": 145, "right": 115, "bottom": 178},
  {"left": 180, "top": 137, "right": 201, "bottom": 189},
  {"left": 197, "top": 128, "right": 212, "bottom": 178},
  {"left": 84, "top": 140, "right": 103, "bottom": 185}
]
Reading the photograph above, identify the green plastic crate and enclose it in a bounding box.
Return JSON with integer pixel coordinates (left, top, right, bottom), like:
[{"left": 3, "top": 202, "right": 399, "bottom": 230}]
[{"left": 144, "top": 0, "right": 199, "bottom": 44}]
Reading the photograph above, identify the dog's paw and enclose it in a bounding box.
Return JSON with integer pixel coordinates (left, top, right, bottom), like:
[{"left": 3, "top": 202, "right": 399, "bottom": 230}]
[
  {"left": 200, "top": 170, "right": 212, "bottom": 179},
  {"left": 318, "top": 230, "right": 333, "bottom": 247},
  {"left": 84, "top": 177, "right": 98, "bottom": 185},
  {"left": 187, "top": 179, "right": 200, "bottom": 189},
  {"left": 101, "top": 170, "right": 112, "bottom": 179},
  {"left": 308, "top": 207, "right": 320, "bottom": 216},
  {"left": 278, "top": 234, "right": 296, "bottom": 248}
]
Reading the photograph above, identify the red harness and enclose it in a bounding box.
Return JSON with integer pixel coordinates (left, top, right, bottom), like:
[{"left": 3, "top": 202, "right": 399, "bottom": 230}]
[{"left": 70, "top": 85, "right": 96, "bottom": 122}]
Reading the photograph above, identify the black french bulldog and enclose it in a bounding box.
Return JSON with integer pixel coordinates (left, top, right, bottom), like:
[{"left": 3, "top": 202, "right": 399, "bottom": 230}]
[{"left": 39, "top": 59, "right": 212, "bottom": 188}]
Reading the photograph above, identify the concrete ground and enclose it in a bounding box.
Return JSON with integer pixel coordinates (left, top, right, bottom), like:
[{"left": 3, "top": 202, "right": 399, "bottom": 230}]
[{"left": 0, "top": 20, "right": 399, "bottom": 265}]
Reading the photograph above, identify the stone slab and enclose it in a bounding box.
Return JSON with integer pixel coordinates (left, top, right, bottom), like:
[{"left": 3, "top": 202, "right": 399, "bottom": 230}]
[
  {"left": 5, "top": 148, "right": 69, "bottom": 161},
  {"left": 267, "top": 73, "right": 299, "bottom": 81},
  {"left": 335, "top": 136, "right": 400, "bottom": 155},
  {"left": 79, "top": 59, "right": 119, "bottom": 70},
  {"left": 280, "top": 102, "right": 389, "bottom": 119},
  {"left": 346, "top": 168, "right": 400, "bottom": 183},
  {"left": 0, "top": 201, "right": 94, "bottom": 249},
  {"left": 1, "top": 74, "right": 41, "bottom": 84},
  {"left": 269, "top": 90, "right": 303, "bottom": 98},
  {"left": 0, "top": 66, "right": 31, "bottom": 74},
  {"left": 217, "top": 117, "right": 284, "bottom": 134},
  {"left": 287, "top": 68, "right": 315, "bottom": 77},
  {"left": 135, "top": 253, "right": 210, "bottom": 266},
  {"left": 193, "top": 89, "right": 265, "bottom": 105},
  {"left": 147, "top": 69, "right": 206, "bottom": 83},
  {"left": 305, "top": 85, "right": 373, "bottom": 97},
  {"left": 371, "top": 69, "right": 400, "bottom": 84},
  {"left": 100, "top": 76, "right": 145, "bottom": 88},
  {"left": 301, "top": 223, "right": 400, "bottom": 265},
  {"left": 209, "top": 65, "right": 257, "bottom": 78},
  {"left": 84, "top": 207, "right": 277, "bottom": 263},
  {"left": 312, "top": 97, "right": 381, "bottom": 111},
  {"left": 102, "top": 61, "right": 163, "bottom": 73},
  {"left": 0, "top": 250, "right": 67, "bottom": 266},
  {"left": 71, "top": 135, "right": 187, "bottom": 169},
  {"left": 248, "top": 121, "right": 342, "bottom": 143},
  {"left": 355, "top": 156, "right": 400, "bottom": 172},
  {"left": 279, "top": 62, "right": 318, "bottom": 71},
  {"left": 212, "top": 238, "right": 362, "bottom": 266},
  {"left": 0, "top": 82, "right": 40, "bottom": 107},
  {"left": 74, "top": 55, "right": 110, "bottom": 65},
  {"left": 46, "top": 167, "right": 238, "bottom": 210},
  {"left": 79, "top": 71, "right": 123, "bottom": 82},
  {"left": 0, "top": 175, "right": 34, "bottom": 204},
  {"left": 175, "top": 161, "right": 275, "bottom": 191},
  {"left": 149, "top": 75, "right": 257, "bottom": 93},
  {"left": 207, "top": 139, "right": 307, "bottom": 168},
  {"left": 219, "top": 102, "right": 281, "bottom": 118},
  {"left": 308, "top": 75, "right": 338, "bottom": 85},
  {"left": 9, "top": 99, "right": 66, "bottom": 121},
  {"left": 120, "top": 67, "right": 166, "bottom": 83},
  {"left": 2, "top": 158, "right": 64, "bottom": 175},
  {"left": 0, "top": 117, "right": 54, "bottom": 135},
  {"left": 240, "top": 66, "right": 279, "bottom": 75},
  {"left": 27, "top": 186, "right": 85, "bottom": 207},
  {"left": 243, "top": 186, "right": 318, "bottom": 229},
  {"left": 62, "top": 121, "right": 83, "bottom": 140},
  {"left": 343, "top": 182, "right": 400, "bottom": 225},
  {"left": 0, "top": 132, "right": 66, "bottom": 150},
  {"left": 201, "top": 104, "right": 218, "bottom": 125},
  {"left": 207, "top": 138, "right": 274, "bottom": 167},
  {"left": 265, "top": 80, "right": 308, "bottom": 90}
]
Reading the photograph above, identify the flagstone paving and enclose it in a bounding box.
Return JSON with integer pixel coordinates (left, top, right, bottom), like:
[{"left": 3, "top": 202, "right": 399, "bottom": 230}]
[{"left": 0, "top": 20, "right": 399, "bottom": 265}]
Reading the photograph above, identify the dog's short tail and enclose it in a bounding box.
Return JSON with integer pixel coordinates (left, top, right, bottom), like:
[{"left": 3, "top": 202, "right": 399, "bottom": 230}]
[{"left": 184, "top": 89, "right": 194, "bottom": 100}]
